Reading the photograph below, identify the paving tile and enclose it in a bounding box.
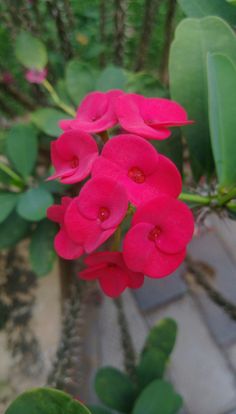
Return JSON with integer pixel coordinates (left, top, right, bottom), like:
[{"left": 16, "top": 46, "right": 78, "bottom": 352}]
[
  {"left": 188, "top": 231, "right": 236, "bottom": 346},
  {"left": 227, "top": 343, "right": 236, "bottom": 373},
  {"left": 210, "top": 214, "right": 236, "bottom": 261},
  {"left": 146, "top": 296, "right": 236, "bottom": 414},
  {"left": 133, "top": 264, "right": 187, "bottom": 312}
]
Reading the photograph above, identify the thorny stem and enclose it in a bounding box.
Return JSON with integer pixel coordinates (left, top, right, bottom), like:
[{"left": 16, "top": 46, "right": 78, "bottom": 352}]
[
  {"left": 179, "top": 192, "right": 211, "bottom": 206},
  {"left": 42, "top": 79, "right": 76, "bottom": 117},
  {"left": 185, "top": 256, "right": 236, "bottom": 321},
  {"left": 113, "top": 296, "right": 137, "bottom": 379}
]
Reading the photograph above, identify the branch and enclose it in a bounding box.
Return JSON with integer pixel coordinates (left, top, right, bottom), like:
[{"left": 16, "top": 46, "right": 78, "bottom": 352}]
[{"left": 159, "top": 0, "right": 177, "bottom": 85}]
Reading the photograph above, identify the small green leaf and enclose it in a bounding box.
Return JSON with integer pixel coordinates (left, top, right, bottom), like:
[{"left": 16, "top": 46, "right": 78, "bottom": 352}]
[
  {"left": 207, "top": 53, "right": 236, "bottom": 189},
  {"left": 144, "top": 318, "right": 177, "bottom": 358},
  {"left": 15, "top": 31, "right": 47, "bottom": 70},
  {"left": 96, "top": 65, "right": 127, "bottom": 91},
  {"left": 5, "top": 387, "right": 91, "bottom": 414},
  {"left": 0, "top": 193, "right": 18, "bottom": 223},
  {"left": 30, "top": 220, "right": 57, "bottom": 276},
  {"left": 17, "top": 187, "right": 53, "bottom": 221},
  {"left": 31, "top": 108, "right": 71, "bottom": 137},
  {"left": 65, "top": 60, "right": 95, "bottom": 105},
  {"left": 137, "top": 348, "right": 167, "bottom": 389},
  {"left": 132, "top": 380, "right": 183, "bottom": 414},
  {"left": 0, "top": 210, "right": 30, "bottom": 248},
  {"left": 6, "top": 124, "right": 38, "bottom": 179},
  {"left": 95, "top": 367, "right": 137, "bottom": 413}
]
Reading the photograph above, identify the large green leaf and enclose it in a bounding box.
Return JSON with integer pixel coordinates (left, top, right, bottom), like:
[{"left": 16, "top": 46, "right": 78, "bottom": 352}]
[
  {"left": 31, "top": 108, "right": 70, "bottom": 137},
  {"left": 132, "top": 380, "right": 183, "bottom": 414},
  {"left": 0, "top": 210, "right": 30, "bottom": 248},
  {"left": 15, "top": 31, "right": 47, "bottom": 70},
  {"left": 207, "top": 53, "right": 236, "bottom": 189},
  {"left": 5, "top": 387, "right": 91, "bottom": 414},
  {"left": 178, "top": 0, "right": 236, "bottom": 26},
  {"left": 87, "top": 406, "right": 112, "bottom": 414},
  {"left": 95, "top": 367, "right": 137, "bottom": 413},
  {"left": 65, "top": 60, "right": 95, "bottom": 105},
  {"left": 30, "top": 220, "right": 57, "bottom": 276},
  {"left": 17, "top": 187, "right": 53, "bottom": 221},
  {"left": 152, "top": 129, "right": 183, "bottom": 174},
  {"left": 143, "top": 318, "right": 177, "bottom": 358},
  {"left": 6, "top": 124, "right": 38, "bottom": 179},
  {"left": 0, "top": 193, "right": 18, "bottom": 223},
  {"left": 169, "top": 16, "right": 236, "bottom": 180},
  {"left": 96, "top": 65, "right": 127, "bottom": 91}
]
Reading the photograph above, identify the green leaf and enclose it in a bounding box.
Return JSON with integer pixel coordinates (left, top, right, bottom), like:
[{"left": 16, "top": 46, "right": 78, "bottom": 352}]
[
  {"left": 143, "top": 318, "right": 177, "bottom": 358},
  {"left": 132, "top": 380, "right": 183, "bottom": 414},
  {"left": 96, "top": 65, "right": 127, "bottom": 91},
  {"left": 207, "top": 54, "right": 236, "bottom": 189},
  {"left": 169, "top": 16, "right": 236, "bottom": 180},
  {"left": 15, "top": 31, "right": 47, "bottom": 70},
  {"left": 152, "top": 129, "right": 183, "bottom": 174},
  {"left": 87, "top": 406, "right": 112, "bottom": 414},
  {"left": 178, "top": 0, "right": 236, "bottom": 26},
  {"left": 136, "top": 348, "right": 167, "bottom": 389},
  {"left": 30, "top": 220, "right": 57, "bottom": 276},
  {"left": 17, "top": 187, "right": 53, "bottom": 222},
  {"left": 6, "top": 124, "right": 38, "bottom": 179},
  {"left": 95, "top": 367, "right": 137, "bottom": 413},
  {"left": 31, "top": 108, "right": 70, "bottom": 137},
  {"left": 0, "top": 210, "right": 30, "bottom": 248},
  {"left": 65, "top": 60, "right": 95, "bottom": 105},
  {"left": 227, "top": 0, "right": 236, "bottom": 5},
  {"left": 5, "top": 387, "right": 91, "bottom": 414},
  {"left": 0, "top": 193, "right": 18, "bottom": 223}
]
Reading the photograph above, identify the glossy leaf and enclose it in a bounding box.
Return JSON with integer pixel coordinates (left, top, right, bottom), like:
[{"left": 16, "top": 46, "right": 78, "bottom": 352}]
[
  {"left": 207, "top": 53, "right": 236, "bottom": 188},
  {"left": 0, "top": 210, "right": 30, "bottom": 248},
  {"left": 66, "top": 60, "right": 95, "bottom": 105},
  {"left": 30, "top": 220, "right": 57, "bottom": 276},
  {"left": 132, "top": 380, "right": 183, "bottom": 414},
  {"left": 178, "top": 0, "right": 236, "bottom": 25},
  {"left": 95, "top": 367, "right": 137, "bottom": 413},
  {"left": 87, "top": 406, "right": 112, "bottom": 414},
  {"left": 17, "top": 187, "right": 53, "bottom": 221},
  {"left": 31, "top": 108, "right": 70, "bottom": 137},
  {"left": 136, "top": 348, "right": 167, "bottom": 389},
  {"left": 6, "top": 124, "right": 38, "bottom": 179},
  {"left": 96, "top": 65, "right": 127, "bottom": 91},
  {"left": 169, "top": 16, "right": 236, "bottom": 180},
  {"left": 5, "top": 387, "right": 91, "bottom": 414},
  {"left": 143, "top": 318, "right": 177, "bottom": 358},
  {"left": 0, "top": 193, "right": 18, "bottom": 223},
  {"left": 15, "top": 31, "right": 47, "bottom": 70}
]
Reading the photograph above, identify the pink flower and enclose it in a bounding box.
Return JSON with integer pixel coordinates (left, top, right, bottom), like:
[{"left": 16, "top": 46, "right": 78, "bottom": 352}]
[
  {"left": 47, "top": 130, "right": 98, "bottom": 184},
  {"left": 25, "top": 67, "right": 47, "bottom": 84},
  {"left": 92, "top": 134, "right": 181, "bottom": 206},
  {"left": 115, "top": 93, "right": 192, "bottom": 140},
  {"left": 80, "top": 251, "right": 144, "bottom": 297},
  {"left": 123, "top": 195, "right": 194, "bottom": 278},
  {"left": 59, "top": 89, "right": 124, "bottom": 133},
  {"left": 65, "top": 177, "right": 128, "bottom": 253},
  {"left": 47, "top": 197, "right": 84, "bottom": 260}
]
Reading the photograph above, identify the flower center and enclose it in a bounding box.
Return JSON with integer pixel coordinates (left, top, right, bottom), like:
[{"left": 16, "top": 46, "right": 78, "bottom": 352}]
[
  {"left": 70, "top": 156, "right": 79, "bottom": 169},
  {"left": 98, "top": 206, "right": 110, "bottom": 222},
  {"left": 128, "top": 166, "right": 145, "bottom": 184},
  {"left": 148, "top": 226, "right": 161, "bottom": 241}
]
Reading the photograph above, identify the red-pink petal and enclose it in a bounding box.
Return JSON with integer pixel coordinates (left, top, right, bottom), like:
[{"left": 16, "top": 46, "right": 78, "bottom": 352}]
[
  {"left": 54, "top": 228, "right": 84, "bottom": 260},
  {"left": 143, "top": 248, "right": 186, "bottom": 278},
  {"left": 99, "top": 267, "right": 129, "bottom": 297},
  {"left": 84, "top": 251, "right": 122, "bottom": 267}
]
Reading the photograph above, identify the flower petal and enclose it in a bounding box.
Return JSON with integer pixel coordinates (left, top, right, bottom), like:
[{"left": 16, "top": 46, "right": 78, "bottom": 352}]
[{"left": 54, "top": 228, "right": 84, "bottom": 260}]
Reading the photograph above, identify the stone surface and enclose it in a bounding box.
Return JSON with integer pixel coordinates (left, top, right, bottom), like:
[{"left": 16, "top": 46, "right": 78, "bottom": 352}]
[
  {"left": 188, "top": 231, "right": 236, "bottom": 346},
  {"left": 133, "top": 264, "right": 187, "bottom": 312},
  {"left": 146, "top": 296, "right": 236, "bottom": 414},
  {"left": 227, "top": 343, "right": 236, "bottom": 373},
  {"left": 210, "top": 214, "right": 236, "bottom": 261}
]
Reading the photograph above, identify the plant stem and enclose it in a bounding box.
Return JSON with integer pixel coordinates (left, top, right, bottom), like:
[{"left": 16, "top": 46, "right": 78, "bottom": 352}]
[
  {"left": 179, "top": 192, "right": 211, "bottom": 206},
  {"left": 98, "top": 130, "right": 109, "bottom": 143},
  {"left": 0, "top": 161, "right": 24, "bottom": 187},
  {"left": 159, "top": 0, "right": 177, "bottom": 85},
  {"left": 42, "top": 79, "right": 76, "bottom": 117},
  {"left": 218, "top": 187, "right": 236, "bottom": 206}
]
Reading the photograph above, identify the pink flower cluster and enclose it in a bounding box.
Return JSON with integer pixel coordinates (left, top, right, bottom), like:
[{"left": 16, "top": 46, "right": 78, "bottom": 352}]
[{"left": 47, "top": 90, "right": 194, "bottom": 297}]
